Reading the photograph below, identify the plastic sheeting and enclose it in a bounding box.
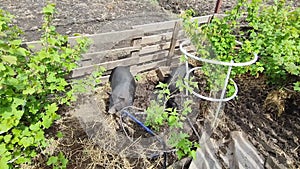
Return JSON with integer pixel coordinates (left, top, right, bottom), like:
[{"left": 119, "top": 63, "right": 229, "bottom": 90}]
[{"left": 189, "top": 131, "right": 265, "bottom": 169}]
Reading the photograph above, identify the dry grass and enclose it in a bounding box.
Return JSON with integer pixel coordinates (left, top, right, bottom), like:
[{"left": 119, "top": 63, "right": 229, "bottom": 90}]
[{"left": 24, "top": 79, "right": 167, "bottom": 169}]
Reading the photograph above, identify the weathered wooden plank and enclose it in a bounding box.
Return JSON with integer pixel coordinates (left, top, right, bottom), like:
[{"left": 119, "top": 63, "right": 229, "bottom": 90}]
[
  {"left": 156, "top": 66, "right": 171, "bottom": 81},
  {"left": 139, "top": 50, "right": 169, "bottom": 64},
  {"left": 141, "top": 32, "right": 173, "bottom": 45},
  {"left": 130, "top": 37, "right": 142, "bottom": 68},
  {"left": 71, "top": 56, "right": 139, "bottom": 78},
  {"left": 99, "top": 65, "right": 139, "bottom": 82},
  {"left": 132, "top": 15, "right": 221, "bottom": 33},
  {"left": 100, "top": 75, "right": 110, "bottom": 82},
  {"left": 133, "top": 59, "right": 168, "bottom": 74},
  {"left": 25, "top": 29, "right": 143, "bottom": 53},
  {"left": 79, "top": 46, "right": 140, "bottom": 67},
  {"left": 140, "top": 39, "right": 184, "bottom": 56},
  {"left": 70, "top": 29, "right": 143, "bottom": 53},
  {"left": 167, "top": 21, "right": 181, "bottom": 66},
  {"left": 141, "top": 30, "right": 186, "bottom": 46},
  {"left": 133, "top": 19, "right": 178, "bottom": 33},
  {"left": 25, "top": 41, "right": 42, "bottom": 52},
  {"left": 77, "top": 58, "right": 180, "bottom": 83},
  {"left": 80, "top": 40, "right": 193, "bottom": 67},
  {"left": 140, "top": 42, "right": 171, "bottom": 55}
]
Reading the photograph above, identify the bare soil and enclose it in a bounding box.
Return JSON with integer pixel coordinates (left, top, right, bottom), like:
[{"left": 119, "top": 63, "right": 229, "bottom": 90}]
[
  {"left": 1, "top": 0, "right": 175, "bottom": 41},
  {"left": 225, "top": 75, "right": 300, "bottom": 168}
]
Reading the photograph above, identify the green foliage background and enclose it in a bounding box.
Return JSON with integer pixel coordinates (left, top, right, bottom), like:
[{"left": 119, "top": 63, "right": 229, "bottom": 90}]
[
  {"left": 181, "top": 0, "right": 300, "bottom": 92},
  {"left": 0, "top": 4, "right": 90, "bottom": 168}
]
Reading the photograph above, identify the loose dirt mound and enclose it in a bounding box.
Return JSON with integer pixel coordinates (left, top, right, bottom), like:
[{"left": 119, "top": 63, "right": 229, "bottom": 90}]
[{"left": 225, "top": 75, "right": 300, "bottom": 168}]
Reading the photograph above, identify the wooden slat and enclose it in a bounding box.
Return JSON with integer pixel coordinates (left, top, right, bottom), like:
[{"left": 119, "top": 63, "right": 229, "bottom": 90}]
[
  {"left": 81, "top": 54, "right": 184, "bottom": 83},
  {"left": 70, "top": 29, "right": 143, "bottom": 53},
  {"left": 167, "top": 21, "right": 181, "bottom": 66},
  {"left": 141, "top": 30, "right": 187, "bottom": 46},
  {"left": 73, "top": 47, "right": 195, "bottom": 81},
  {"left": 140, "top": 42, "right": 171, "bottom": 55},
  {"left": 133, "top": 58, "right": 168, "bottom": 75},
  {"left": 141, "top": 32, "right": 173, "bottom": 45},
  {"left": 140, "top": 39, "right": 183, "bottom": 55},
  {"left": 25, "top": 41, "right": 42, "bottom": 52},
  {"left": 130, "top": 36, "right": 142, "bottom": 69},
  {"left": 139, "top": 50, "right": 168, "bottom": 64},
  {"left": 26, "top": 29, "right": 143, "bottom": 53},
  {"left": 79, "top": 46, "right": 140, "bottom": 67},
  {"left": 133, "top": 19, "right": 179, "bottom": 33},
  {"left": 71, "top": 56, "right": 139, "bottom": 78},
  {"left": 27, "top": 15, "right": 226, "bottom": 82},
  {"left": 100, "top": 75, "right": 110, "bottom": 82},
  {"left": 132, "top": 15, "right": 222, "bottom": 33}
]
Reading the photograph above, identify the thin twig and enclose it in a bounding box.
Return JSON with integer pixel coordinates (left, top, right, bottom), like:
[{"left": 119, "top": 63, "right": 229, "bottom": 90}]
[{"left": 186, "top": 116, "right": 201, "bottom": 141}]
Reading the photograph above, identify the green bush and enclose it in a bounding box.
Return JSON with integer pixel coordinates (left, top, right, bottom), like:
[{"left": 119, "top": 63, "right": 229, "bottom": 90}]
[
  {"left": 0, "top": 4, "right": 89, "bottom": 168},
  {"left": 145, "top": 80, "right": 199, "bottom": 159},
  {"left": 248, "top": 0, "right": 300, "bottom": 90},
  {"left": 181, "top": 1, "right": 258, "bottom": 94},
  {"left": 181, "top": 0, "right": 300, "bottom": 92}
]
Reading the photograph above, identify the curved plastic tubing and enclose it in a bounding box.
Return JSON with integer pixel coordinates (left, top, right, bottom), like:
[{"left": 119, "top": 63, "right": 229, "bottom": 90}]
[
  {"left": 121, "top": 110, "right": 167, "bottom": 169},
  {"left": 185, "top": 67, "right": 239, "bottom": 102},
  {"left": 180, "top": 40, "right": 258, "bottom": 67},
  {"left": 122, "top": 110, "right": 156, "bottom": 136}
]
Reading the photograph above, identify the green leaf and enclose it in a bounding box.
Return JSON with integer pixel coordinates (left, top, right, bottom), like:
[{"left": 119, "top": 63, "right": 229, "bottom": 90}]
[
  {"left": 190, "top": 150, "right": 197, "bottom": 159},
  {"left": 61, "top": 157, "right": 68, "bottom": 167},
  {"left": 47, "top": 72, "right": 57, "bottom": 82},
  {"left": 294, "top": 81, "right": 300, "bottom": 92},
  {"left": 168, "top": 116, "right": 177, "bottom": 126},
  {"left": 0, "top": 156, "right": 9, "bottom": 169},
  {"left": 177, "top": 150, "right": 185, "bottom": 160},
  {"left": 47, "top": 156, "right": 58, "bottom": 166},
  {"left": 35, "top": 130, "right": 45, "bottom": 142},
  {"left": 180, "top": 55, "right": 188, "bottom": 63},
  {"left": 43, "top": 4, "right": 56, "bottom": 15},
  {"left": 21, "top": 137, "right": 34, "bottom": 148},
  {"left": 42, "top": 116, "right": 52, "bottom": 129},
  {"left": 16, "top": 47, "right": 27, "bottom": 56},
  {"left": 156, "top": 82, "right": 168, "bottom": 89},
  {"left": 56, "top": 131, "right": 63, "bottom": 138},
  {"left": 135, "top": 74, "right": 142, "bottom": 81},
  {"left": 30, "top": 151, "right": 37, "bottom": 158},
  {"left": 23, "top": 87, "right": 35, "bottom": 95},
  {"left": 0, "top": 144, "right": 7, "bottom": 155},
  {"left": 46, "top": 103, "right": 58, "bottom": 114},
  {"left": 9, "top": 40, "right": 22, "bottom": 46},
  {"left": 16, "top": 156, "right": 30, "bottom": 164},
  {"left": 0, "top": 63, "right": 6, "bottom": 71},
  {"left": 29, "top": 123, "right": 41, "bottom": 131},
  {"left": 2, "top": 55, "right": 17, "bottom": 64},
  {"left": 3, "top": 135, "right": 12, "bottom": 143}
]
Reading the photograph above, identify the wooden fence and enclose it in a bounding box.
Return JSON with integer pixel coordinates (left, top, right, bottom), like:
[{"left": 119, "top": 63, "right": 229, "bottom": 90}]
[{"left": 26, "top": 15, "right": 218, "bottom": 82}]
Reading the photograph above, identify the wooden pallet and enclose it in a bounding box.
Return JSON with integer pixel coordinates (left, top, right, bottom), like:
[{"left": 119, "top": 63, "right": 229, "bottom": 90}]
[{"left": 26, "top": 15, "right": 219, "bottom": 82}]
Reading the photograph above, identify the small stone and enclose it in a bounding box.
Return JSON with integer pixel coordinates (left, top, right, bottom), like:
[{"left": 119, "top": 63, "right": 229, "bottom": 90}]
[
  {"left": 96, "top": 17, "right": 104, "bottom": 22},
  {"left": 29, "top": 26, "right": 38, "bottom": 31}
]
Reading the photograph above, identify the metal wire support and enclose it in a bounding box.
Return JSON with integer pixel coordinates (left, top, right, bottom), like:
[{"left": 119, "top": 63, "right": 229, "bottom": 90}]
[{"left": 180, "top": 39, "right": 258, "bottom": 129}]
